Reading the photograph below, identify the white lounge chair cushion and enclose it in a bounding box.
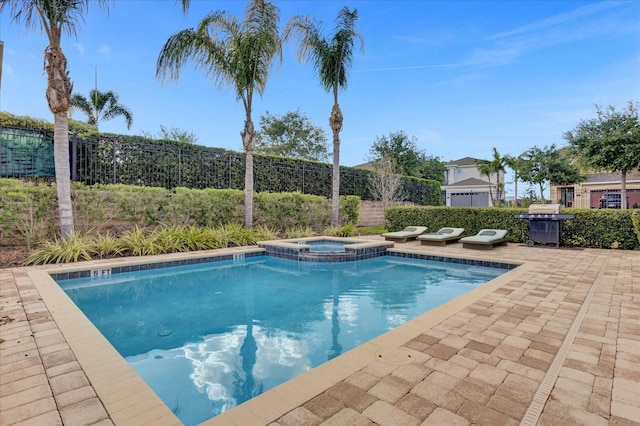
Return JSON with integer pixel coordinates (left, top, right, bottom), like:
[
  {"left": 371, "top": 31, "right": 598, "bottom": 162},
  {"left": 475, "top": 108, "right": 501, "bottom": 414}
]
[
  {"left": 382, "top": 226, "right": 428, "bottom": 237},
  {"left": 418, "top": 228, "right": 465, "bottom": 241},
  {"left": 460, "top": 229, "right": 507, "bottom": 243}
]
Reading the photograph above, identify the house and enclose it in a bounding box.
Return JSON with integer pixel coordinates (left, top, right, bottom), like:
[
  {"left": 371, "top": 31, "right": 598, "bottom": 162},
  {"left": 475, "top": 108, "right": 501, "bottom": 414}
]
[
  {"left": 442, "top": 157, "right": 503, "bottom": 207},
  {"left": 551, "top": 171, "right": 640, "bottom": 209},
  {"left": 355, "top": 157, "right": 503, "bottom": 208}
]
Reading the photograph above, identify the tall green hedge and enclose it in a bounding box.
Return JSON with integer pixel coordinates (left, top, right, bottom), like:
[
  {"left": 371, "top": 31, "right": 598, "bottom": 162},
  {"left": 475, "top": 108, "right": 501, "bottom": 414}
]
[
  {"left": 1, "top": 121, "right": 441, "bottom": 205},
  {"left": 385, "top": 206, "right": 640, "bottom": 250}
]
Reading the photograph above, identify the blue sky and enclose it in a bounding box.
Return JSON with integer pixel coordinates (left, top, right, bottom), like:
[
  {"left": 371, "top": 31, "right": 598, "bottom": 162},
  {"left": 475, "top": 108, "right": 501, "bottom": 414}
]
[{"left": 1, "top": 0, "right": 639, "bottom": 195}]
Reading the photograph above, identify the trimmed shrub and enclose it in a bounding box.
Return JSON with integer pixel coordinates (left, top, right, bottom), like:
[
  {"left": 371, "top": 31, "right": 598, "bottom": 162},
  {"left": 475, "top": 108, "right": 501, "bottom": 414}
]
[
  {"left": 385, "top": 205, "right": 640, "bottom": 249},
  {"left": 166, "top": 187, "right": 244, "bottom": 227},
  {"left": 2, "top": 179, "right": 362, "bottom": 250},
  {"left": 340, "top": 195, "right": 360, "bottom": 224}
]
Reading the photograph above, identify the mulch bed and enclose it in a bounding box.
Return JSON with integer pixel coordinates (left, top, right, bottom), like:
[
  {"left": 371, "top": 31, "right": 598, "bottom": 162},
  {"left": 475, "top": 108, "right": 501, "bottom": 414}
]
[{"left": 0, "top": 245, "right": 30, "bottom": 269}]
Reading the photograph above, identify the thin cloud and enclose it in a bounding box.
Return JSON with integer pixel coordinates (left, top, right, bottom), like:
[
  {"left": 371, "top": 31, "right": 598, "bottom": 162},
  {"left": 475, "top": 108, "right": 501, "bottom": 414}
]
[
  {"left": 356, "top": 62, "right": 481, "bottom": 73},
  {"left": 488, "top": 1, "right": 621, "bottom": 40},
  {"left": 466, "top": 43, "right": 528, "bottom": 67},
  {"left": 74, "top": 43, "right": 85, "bottom": 55},
  {"left": 467, "top": 2, "right": 633, "bottom": 68},
  {"left": 394, "top": 30, "right": 457, "bottom": 47},
  {"left": 98, "top": 45, "right": 111, "bottom": 58}
]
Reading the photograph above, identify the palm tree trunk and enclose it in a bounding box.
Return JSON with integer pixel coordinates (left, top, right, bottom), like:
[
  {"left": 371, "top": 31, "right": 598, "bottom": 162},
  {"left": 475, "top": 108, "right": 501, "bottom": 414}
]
[
  {"left": 487, "top": 176, "right": 494, "bottom": 207},
  {"left": 330, "top": 104, "right": 343, "bottom": 227},
  {"left": 244, "top": 151, "right": 254, "bottom": 227},
  {"left": 495, "top": 173, "right": 501, "bottom": 207},
  {"left": 54, "top": 113, "right": 74, "bottom": 237},
  {"left": 44, "top": 37, "right": 75, "bottom": 237},
  {"left": 331, "top": 132, "right": 340, "bottom": 226},
  {"left": 242, "top": 118, "right": 255, "bottom": 228},
  {"left": 514, "top": 172, "right": 518, "bottom": 207}
]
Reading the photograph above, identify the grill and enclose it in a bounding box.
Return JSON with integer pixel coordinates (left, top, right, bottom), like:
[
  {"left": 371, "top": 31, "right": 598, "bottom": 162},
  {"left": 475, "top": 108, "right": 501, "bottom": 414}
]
[{"left": 515, "top": 204, "right": 575, "bottom": 247}]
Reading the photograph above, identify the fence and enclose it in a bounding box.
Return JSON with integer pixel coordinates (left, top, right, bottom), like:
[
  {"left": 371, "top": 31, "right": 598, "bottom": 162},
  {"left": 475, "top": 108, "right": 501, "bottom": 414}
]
[
  {"left": 551, "top": 185, "right": 640, "bottom": 209},
  {"left": 0, "top": 127, "right": 55, "bottom": 177},
  {"left": 0, "top": 126, "right": 440, "bottom": 204}
]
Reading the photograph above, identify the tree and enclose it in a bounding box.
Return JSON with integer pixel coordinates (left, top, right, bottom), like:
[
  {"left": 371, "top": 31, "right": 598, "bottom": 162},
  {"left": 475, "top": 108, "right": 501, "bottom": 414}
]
[
  {"left": 256, "top": 109, "right": 330, "bottom": 161},
  {"left": 489, "top": 147, "right": 507, "bottom": 206},
  {"left": 475, "top": 147, "right": 506, "bottom": 207},
  {"left": 474, "top": 159, "right": 494, "bottom": 206},
  {"left": 284, "top": 7, "right": 363, "bottom": 226},
  {"left": 368, "top": 131, "right": 424, "bottom": 176},
  {"left": 418, "top": 155, "right": 446, "bottom": 184},
  {"left": 368, "top": 131, "right": 444, "bottom": 183},
  {"left": 519, "top": 145, "right": 583, "bottom": 202},
  {"left": 71, "top": 89, "right": 133, "bottom": 130},
  {"left": 504, "top": 154, "right": 527, "bottom": 207},
  {"left": 1, "top": 0, "right": 111, "bottom": 237},
  {"left": 157, "top": 0, "right": 282, "bottom": 228},
  {"left": 564, "top": 102, "right": 640, "bottom": 209},
  {"left": 368, "top": 156, "right": 405, "bottom": 209}
]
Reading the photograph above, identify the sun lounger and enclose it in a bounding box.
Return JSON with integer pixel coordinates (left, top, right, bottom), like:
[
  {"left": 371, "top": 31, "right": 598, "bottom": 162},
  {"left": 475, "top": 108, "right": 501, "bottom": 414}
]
[
  {"left": 459, "top": 229, "right": 508, "bottom": 250},
  {"left": 382, "top": 226, "right": 428, "bottom": 243},
  {"left": 417, "top": 227, "right": 465, "bottom": 246}
]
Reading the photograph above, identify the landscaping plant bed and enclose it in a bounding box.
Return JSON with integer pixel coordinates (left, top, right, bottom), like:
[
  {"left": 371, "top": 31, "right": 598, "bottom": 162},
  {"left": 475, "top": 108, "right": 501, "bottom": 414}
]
[{"left": 0, "top": 240, "right": 30, "bottom": 268}]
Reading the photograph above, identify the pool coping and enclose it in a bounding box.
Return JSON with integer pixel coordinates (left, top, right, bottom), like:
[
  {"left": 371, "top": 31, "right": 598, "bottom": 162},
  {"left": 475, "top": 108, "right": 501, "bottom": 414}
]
[
  {"left": 258, "top": 236, "right": 394, "bottom": 262},
  {"left": 23, "top": 244, "right": 529, "bottom": 426}
]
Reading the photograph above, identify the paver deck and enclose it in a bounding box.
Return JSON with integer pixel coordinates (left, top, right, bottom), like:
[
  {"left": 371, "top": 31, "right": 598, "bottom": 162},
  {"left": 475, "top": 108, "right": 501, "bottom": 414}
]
[{"left": 1, "top": 239, "right": 638, "bottom": 425}]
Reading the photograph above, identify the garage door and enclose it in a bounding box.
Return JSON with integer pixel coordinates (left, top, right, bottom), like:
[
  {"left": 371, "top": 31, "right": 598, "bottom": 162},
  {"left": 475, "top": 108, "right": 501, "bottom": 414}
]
[{"left": 450, "top": 192, "right": 490, "bottom": 207}]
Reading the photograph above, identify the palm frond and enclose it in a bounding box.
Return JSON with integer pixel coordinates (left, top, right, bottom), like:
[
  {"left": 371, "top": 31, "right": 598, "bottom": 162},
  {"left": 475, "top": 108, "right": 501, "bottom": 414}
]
[
  {"left": 284, "top": 7, "right": 362, "bottom": 96},
  {"left": 2, "top": 0, "right": 110, "bottom": 41}
]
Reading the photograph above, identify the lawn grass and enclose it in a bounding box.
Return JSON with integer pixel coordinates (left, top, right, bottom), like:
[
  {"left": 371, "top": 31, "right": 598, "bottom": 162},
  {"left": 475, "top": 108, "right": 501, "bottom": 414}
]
[{"left": 357, "top": 225, "right": 386, "bottom": 235}]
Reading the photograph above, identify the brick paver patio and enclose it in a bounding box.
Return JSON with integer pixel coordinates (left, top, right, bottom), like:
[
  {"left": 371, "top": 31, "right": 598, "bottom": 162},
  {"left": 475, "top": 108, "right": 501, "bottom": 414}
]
[{"left": 1, "top": 239, "right": 638, "bottom": 425}]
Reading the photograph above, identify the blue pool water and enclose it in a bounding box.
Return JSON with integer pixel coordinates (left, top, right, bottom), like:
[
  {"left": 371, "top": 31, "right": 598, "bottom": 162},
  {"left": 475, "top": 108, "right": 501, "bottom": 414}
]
[
  {"left": 57, "top": 255, "right": 506, "bottom": 425},
  {"left": 302, "top": 240, "right": 351, "bottom": 252}
]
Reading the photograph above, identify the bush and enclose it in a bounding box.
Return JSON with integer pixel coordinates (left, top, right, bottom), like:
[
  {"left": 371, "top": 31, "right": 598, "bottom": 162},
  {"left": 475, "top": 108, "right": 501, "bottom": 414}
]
[
  {"left": 25, "top": 231, "right": 94, "bottom": 265},
  {"left": 340, "top": 195, "right": 360, "bottom": 224},
  {"left": 166, "top": 187, "right": 243, "bottom": 227},
  {"left": 254, "top": 191, "right": 325, "bottom": 231},
  {"left": 284, "top": 226, "right": 315, "bottom": 238},
  {"left": 0, "top": 178, "right": 58, "bottom": 248},
  {"left": 323, "top": 222, "right": 359, "bottom": 237},
  {"left": 561, "top": 208, "right": 638, "bottom": 249},
  {"left": 385, "top": 205, "right": 640, "bottom": 249}
]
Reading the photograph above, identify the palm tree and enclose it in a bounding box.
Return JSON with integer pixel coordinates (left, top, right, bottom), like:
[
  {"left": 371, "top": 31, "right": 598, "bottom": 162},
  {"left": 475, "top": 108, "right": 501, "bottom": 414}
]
[
  {"left": 488, "top": 147, "right": 506, "bottom": 206},
  {"left": 1, "top": 0, "right": 112, "bottom": 237},
  {"left": 284, "top": 8, "right": 363, "bottom": 226},
  {"left": 475, "top": 159, "right": 494, "bottom": 207},
  {"left": 475, "top": 147, "right": 506, "bottom": 207},
  {"left": 157, "top": 0, "right": 282, "bottom": 228},
  {"left": 71, "top": 89, "right": 133, "bottom": 130},
  {"left": 504, "top": 154, "right": 525, "bottom": 207}
]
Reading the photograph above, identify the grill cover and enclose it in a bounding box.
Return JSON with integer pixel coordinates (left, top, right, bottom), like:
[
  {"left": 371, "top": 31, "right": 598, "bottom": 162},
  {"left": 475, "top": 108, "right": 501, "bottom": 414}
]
[{"left": 528, "top": 204, "right": 561, "bottom": 214}]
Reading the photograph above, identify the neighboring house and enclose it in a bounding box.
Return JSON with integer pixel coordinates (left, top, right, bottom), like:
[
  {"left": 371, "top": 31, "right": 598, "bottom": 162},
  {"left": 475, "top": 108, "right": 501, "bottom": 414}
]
[
  {"left": 442, "top": 157, "right": 503, "bottom": 207},
  {"left": 551, "top": 171, "right": 640, "bottom": 209},
  {"left": 355, "top": 157, "right": 504, "bottom": 208},
  {"left": 352, "top": 161, "right": 376, "bottom": 171}
]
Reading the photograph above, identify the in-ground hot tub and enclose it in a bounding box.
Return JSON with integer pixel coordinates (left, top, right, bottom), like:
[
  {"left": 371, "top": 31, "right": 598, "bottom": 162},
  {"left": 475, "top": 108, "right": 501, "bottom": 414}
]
[
  {"left": 302, "top": 240, "right": 350, "bottom": 252},
  {"left": 258, "top": 237, "right": 393, "bottom": 262}
]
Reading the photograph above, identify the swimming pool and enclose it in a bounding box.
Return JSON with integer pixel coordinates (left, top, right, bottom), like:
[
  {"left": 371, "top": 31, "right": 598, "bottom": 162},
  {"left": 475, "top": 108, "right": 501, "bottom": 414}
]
[
  {"left": 301, "top": 240, "right": 351, "bottom": 252},
  {"left": 56, "top": 253, "right": 507, "bottom": 425}
]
